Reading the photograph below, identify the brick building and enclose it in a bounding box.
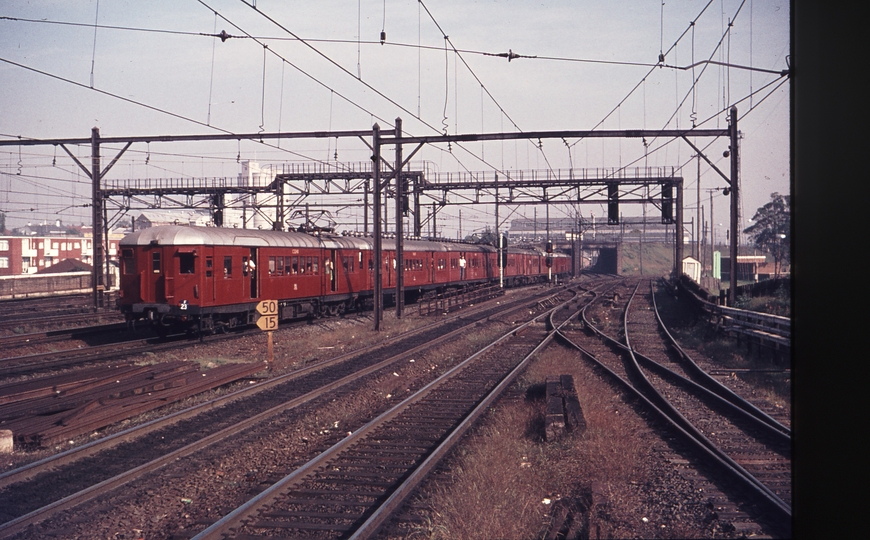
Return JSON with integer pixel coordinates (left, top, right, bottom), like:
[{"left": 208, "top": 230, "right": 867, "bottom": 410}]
[{"left": 0, "top": 233, "right": 121, "bottom": 277}]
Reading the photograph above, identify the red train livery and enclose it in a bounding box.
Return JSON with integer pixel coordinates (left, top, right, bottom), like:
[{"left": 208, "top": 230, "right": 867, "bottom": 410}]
[{"left": 118, "top": 225, "right": 570, "bottom": 334}]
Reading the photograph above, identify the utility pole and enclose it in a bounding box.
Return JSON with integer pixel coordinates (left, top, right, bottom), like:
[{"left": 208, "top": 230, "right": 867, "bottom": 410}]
[
  {"left": 495, "top": 172, "right": 502, "bottom": 288},
  {"left": 372, "top": 124, "right": 383, "bottom": 330},
  {"left": 696, "top": 153, "right": 701, "bottom": 260},
  {"left": 91, "top": 127, "right": 103, "bottom": 310},
  {"left": 394, "top": 118, "right": 404, "bottom": 318},
  {"left": 728, "top": 106, "right": 739, "bottom": 306}
]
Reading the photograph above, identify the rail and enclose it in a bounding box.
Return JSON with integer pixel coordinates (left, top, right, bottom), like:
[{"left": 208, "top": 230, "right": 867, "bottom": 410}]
[
  {"left": 417, "top": 284, "right": 504, "bottom": 316},
  {"left": 676, "top": 275, "right": 790, "bottom": 351}
]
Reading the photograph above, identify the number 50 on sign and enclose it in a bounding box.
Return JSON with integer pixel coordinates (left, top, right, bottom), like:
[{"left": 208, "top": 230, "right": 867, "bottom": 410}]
[{"left": 256, "top": 300, "right": 278, "bottom": 331}]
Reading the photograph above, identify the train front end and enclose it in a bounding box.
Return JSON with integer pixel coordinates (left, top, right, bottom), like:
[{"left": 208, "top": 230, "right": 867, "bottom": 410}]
[{"left": 118, "top": 226, "right": 209, "bottom": 335}]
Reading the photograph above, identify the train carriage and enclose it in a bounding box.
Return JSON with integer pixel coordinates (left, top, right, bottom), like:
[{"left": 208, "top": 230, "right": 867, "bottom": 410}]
[{"left": 119, "top": 225, "right": 570, "bottom": 334}]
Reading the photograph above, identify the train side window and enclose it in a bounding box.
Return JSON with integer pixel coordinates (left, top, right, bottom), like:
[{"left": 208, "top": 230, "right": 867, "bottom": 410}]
[
  {"left": 311, "top": 257, "right": 319, "bottom": 275},
  {"left": 152, "top": 251, "right": 161, "bottom": 274},
  {"left": 179, "top": 253, "right": 195, "bottom": 274},
  {"left": 224, "top": 256, "right": 232, "bottom": 277},
  {"left": 268, "top": 256, "right": 276, "bottom": 275},
  {"left": 206, "top": 257, "right": 213, "bottom": 278},
  {"left": 291, "top": 256, "right": 299, "bottom": 274},
  {"left": 277, "top": 257, "right": 284, "bottom": 275},
  {"left": 122, "top": 249, "right": 135, "bottom": 275},
  {"left": 284, "top": 257, "right": 292, "bottom": 275}
]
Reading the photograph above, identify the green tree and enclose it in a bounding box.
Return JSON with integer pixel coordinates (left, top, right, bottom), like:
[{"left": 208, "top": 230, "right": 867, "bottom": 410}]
[{"left": 743, "top": 192, "right": 790, "bottom": 278}]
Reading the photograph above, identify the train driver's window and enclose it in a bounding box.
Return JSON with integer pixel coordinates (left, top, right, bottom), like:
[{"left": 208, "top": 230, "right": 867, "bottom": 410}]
[
  {"left": 152, "top": 251, "right": 161, "bottom": 274},
  {"left": 179, "top": 253, "right": 195, "bottom": 274},
  {"left": 224, "top": 256, "right": 232, "bottom": 277}
]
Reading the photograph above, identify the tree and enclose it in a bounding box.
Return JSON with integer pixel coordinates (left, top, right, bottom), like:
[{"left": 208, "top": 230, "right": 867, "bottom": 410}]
[
  {"left": 0, "top": 211, "right": 5, "bottom": 234},
  {"left": 743, "top": 192, "right": 790, "bottom": 278}
]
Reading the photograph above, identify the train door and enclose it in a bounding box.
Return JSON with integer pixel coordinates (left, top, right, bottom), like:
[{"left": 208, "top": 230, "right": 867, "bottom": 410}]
[
  {"left": 173, "top": 248, "right": 199, "bottom": 303},
  {"left": 243, "top": 248, "right": 258, "bottom": 299},
  {"left": 385, "top": 253, "right": 392, "bottom": 287},
  {"left": 329, "top": 249, "right": 337, "bottom": 292},
  {"left": 204, "top": 251, "right": 215, "bottom": 303},
  {"left": 459, "top": 252, "right": 466, "bottom": 281},
  {"left": 146, "top": 248, "right": 162, "bottom": 302}
]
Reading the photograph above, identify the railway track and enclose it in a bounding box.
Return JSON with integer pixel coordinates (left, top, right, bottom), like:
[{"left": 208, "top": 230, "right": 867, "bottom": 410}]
[
  {"left": 0, "top": 323, "right": 130, "bottom": 351},
  {"left": 556, "top": 278, "right": 791, "bottom": 537},
  {"left": 0, "top": 281, "right": 599, "bottom": 539},
  {"left": 190, "top": 289, "right": 580, "bottom": 539}
]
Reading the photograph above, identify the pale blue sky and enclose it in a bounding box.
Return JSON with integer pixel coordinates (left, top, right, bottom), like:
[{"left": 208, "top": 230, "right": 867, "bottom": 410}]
[{"left": 0, "top": 0, "right": 789, "bottom": 237}]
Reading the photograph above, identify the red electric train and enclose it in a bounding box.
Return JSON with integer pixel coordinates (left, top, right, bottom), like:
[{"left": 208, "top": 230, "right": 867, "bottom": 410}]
[{"left": 118, "top": 225, "right": 570, "bottom": 334}]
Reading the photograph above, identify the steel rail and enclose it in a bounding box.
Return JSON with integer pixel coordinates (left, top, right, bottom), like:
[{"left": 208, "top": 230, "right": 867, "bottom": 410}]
[
  {"left": 604, "top": 283, "right": 790, "bottom": 520},
  {"left": 0, "top": 286, "right": 564, "bottom": 536},
  {"left": 578, "top": 282, "right": 789, "bottom": 443},
  {"left": 553, "top": 326, "right": 789, "bottom": 522},
  {"left": 650, "top": 281, "right": 790, "bottom": 436},
  {"left": 0, "top": 322, "right": 129, "bottom": 349},
  {"left": 555, "top": 300, "right": 791, "bottom": 527},
  {"left": 0, "top": 285, "right": 551, "bottom": 489},
  {"left": 192, "top": 288, "right": 578, "bottom": 539}
]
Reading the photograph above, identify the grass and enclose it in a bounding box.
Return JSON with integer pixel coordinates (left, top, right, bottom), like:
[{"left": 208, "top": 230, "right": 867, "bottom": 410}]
[
  {"left": 620, "top": 242, "right": 675, "bottom": 277},
  {"left": 398, "top": 345, "right": 709, "bottom": 539}
]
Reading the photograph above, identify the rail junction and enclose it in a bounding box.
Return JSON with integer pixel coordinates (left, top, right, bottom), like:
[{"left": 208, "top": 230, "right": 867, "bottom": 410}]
[{"left": 0, "top": 274, "right": 791, "bottom": 538}]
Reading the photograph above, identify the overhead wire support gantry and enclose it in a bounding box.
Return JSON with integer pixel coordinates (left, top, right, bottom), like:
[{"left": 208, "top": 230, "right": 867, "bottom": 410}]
[{"left": 0, "top": 113, "right": 741, "bottom": 324}]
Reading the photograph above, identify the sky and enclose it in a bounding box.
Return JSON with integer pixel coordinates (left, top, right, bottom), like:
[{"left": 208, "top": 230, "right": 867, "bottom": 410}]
[{"left": 0, "top": 0, "right": 790, "bottom": 242}]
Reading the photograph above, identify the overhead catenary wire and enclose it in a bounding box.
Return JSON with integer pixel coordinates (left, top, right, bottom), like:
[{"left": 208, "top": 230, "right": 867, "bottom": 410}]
[{"left": 0, "top": 2, "right": 786, "bottom": 231}]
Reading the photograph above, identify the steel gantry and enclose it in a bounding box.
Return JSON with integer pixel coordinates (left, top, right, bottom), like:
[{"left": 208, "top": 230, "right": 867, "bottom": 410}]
[{"left": 1, "top": 109, "right": 741, "bottom": 323}]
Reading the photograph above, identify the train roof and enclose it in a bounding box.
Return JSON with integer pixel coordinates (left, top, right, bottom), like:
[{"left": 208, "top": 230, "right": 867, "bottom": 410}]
[
  {"left": 120, "top": 225, "right": 563, "bottom": 256},
  {"left": 120, "top": 225, "right": 364, "bottom": 250}
]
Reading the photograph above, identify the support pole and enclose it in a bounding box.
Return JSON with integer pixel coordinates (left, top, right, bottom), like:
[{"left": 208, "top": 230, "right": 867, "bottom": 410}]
[
  {"left": 91, "top": 127, "right": 103, "bottom": 311},
  {"left": 496, "top": 173, "right": 502, "bottom": 288},
  {"left": 372, "top": 124, "right": 383, "bottom": 330},
  {"left": 394, "top": 118, "right": 404, "bottom": 318},
  {"left": 364, "top": 178, "right": 369, "bottom": 235},
  {"left": 675, "top": 178, "right": 684, "bottom": 277},
  {"left": 729, "top": 106, "right": 739, "bottom": 306},
  {"left": 413, "top": 173, "right": 422, "bottom": 237}
]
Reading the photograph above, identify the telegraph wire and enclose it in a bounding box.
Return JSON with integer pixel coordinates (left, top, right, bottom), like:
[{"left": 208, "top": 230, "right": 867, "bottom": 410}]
[
  {"left": 3, "top": 11, "right": 784, "bottom": 75},
  {"left": 0, "top": 54, "right": 365, "bottom": 175},
  {"left": 416, "top": 0, "right": 558, "bottom": 177},
  {"left": 225, "top": 0, "right": 500, "bottom": 183},
  {"left": 89, "top": 0, "right": 99, "bottom": 88}
]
